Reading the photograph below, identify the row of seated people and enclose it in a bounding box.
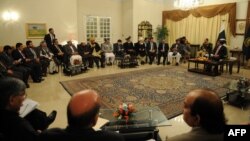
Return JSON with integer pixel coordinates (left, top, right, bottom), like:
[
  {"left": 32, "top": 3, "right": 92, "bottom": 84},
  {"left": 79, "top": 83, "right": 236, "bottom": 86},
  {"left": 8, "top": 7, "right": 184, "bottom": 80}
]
[
  {"left": 0, "top": 40, "right": 60, "bottom": 88},
  {"left": 65, "top": 36, "right": 192, "bottom": 69}
]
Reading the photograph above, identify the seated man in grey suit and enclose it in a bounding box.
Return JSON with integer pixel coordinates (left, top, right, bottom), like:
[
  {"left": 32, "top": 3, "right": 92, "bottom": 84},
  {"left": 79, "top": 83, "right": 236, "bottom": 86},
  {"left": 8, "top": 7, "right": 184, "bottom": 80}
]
[
  {"left": 39, "top": 89, "right": 124, "bottom": 141},
  {"left": 167, "top": 88, "right": 226, "bottom": 141},
  {"left": 64, "top": 40, "right": 82, "bottom": 66}
]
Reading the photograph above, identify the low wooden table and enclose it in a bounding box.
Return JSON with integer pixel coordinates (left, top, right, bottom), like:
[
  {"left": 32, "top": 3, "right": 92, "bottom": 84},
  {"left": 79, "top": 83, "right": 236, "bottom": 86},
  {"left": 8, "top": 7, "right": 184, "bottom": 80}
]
[{"left": 188, "top": 59, "right": 223, "bottom": 76}]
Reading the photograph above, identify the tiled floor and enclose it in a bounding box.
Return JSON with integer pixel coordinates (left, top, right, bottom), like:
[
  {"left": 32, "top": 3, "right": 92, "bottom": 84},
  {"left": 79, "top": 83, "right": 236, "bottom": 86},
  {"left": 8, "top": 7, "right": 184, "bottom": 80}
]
[{"left": 26, "top": 63, "right": 250, "bottom": 140}]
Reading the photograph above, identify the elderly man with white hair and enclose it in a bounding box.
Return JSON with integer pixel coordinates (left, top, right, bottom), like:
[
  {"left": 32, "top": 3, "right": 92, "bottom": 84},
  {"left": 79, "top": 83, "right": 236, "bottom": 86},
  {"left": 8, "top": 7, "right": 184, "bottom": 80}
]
[{"left": 135, "top": 37, "right": 146, "bottom": 65}]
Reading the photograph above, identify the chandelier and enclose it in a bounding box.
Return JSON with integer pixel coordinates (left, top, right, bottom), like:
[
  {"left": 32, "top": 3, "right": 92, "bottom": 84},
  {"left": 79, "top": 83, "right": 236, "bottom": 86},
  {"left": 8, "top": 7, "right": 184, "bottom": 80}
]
[{"left": 174, "top": 0, "right": 202, "bottom": 10}]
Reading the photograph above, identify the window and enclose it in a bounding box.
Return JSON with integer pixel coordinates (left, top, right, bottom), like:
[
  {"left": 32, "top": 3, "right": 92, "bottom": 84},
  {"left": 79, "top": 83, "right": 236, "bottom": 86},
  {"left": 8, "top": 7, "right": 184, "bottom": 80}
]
[{"left": 86, "top": 16, "right": 111, "bottom": 40}]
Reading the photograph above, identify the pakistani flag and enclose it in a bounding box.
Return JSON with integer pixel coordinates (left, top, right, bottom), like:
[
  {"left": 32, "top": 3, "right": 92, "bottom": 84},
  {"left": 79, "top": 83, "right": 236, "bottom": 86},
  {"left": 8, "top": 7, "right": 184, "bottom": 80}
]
[{"left": 217, "top": 24, "right": 226, "bottom": 41}]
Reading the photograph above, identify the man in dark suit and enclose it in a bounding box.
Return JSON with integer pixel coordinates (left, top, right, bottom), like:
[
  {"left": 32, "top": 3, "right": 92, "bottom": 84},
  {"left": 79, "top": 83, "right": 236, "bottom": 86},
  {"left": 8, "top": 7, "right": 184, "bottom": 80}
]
[
  {"left": 123, "top": 36, "right": 136, "bottom": 57},
  {"left": 113, "top": 39, "right": 124, "bottom": 58},
  {"left": 78, "top": 41, "right": 93, "bottom": 69},
  {"left": 64, "top": 40, "right": 82, "bottom": 67},
  {"left": 12, "top": 42, "right": 43, "bottom": 83},
  {"left": 146, "top": 37, "right": 157, "bottom": 64},
  {"left": 212, "top": 39, "right": 228, "bottom": 61},
  {"left": 157, "top": 39, "right": 169, "bottom": 65},
  {"left": 51, "top": 39, "right": 66, "bottom": 65},
  {"left": 39, "top": 89, "right": 124, "bottom": 141},
  {"left": 0, "top": 45, "right": 30, "bottom": 87},
  {"left": 44, "top": 28, "right": 56, "bottom": 51},
  {"left": 0, "top": 77, "right": 57, "bottom": 141}
]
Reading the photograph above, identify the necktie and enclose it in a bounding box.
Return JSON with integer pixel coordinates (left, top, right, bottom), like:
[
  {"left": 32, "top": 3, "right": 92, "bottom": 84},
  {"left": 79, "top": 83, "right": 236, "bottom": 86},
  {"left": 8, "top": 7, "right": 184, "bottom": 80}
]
[
  {"left": 70, "top": 46, "right": 75, "bottom": 53},
  {"left": 19, "top": 50, "right": 26, "bottom": 59},
  {"left": 29, "top": 48, "right": 37, "bottom": 58},
  {"left": 55, "top": 45, "right": 62, "bottom": 53},
  {"left": 215, "top": 46, "right": 222, "bottom": 56}
]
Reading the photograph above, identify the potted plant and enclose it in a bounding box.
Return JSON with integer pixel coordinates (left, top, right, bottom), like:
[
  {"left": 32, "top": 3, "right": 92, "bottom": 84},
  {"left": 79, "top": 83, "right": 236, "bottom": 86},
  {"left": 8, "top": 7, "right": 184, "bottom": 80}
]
[{"left": 154, "top": 25, "right": 169, "bottom": 42}]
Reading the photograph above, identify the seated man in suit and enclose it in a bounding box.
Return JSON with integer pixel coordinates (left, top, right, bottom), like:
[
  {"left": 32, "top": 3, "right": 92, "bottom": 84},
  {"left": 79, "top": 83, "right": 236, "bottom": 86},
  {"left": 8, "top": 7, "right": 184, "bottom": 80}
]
[
  {"left": 167, "top": 39, "right": 182, "bottom": 66},
  {"left": 101, "top": 38, "right": 115, "bottom": 66},
  {"left": 197, "top": 38, "right": 213, "bottom": 58},
  {"left": 39, "top": 89, "right": 124, "bottom": 141},
  {"left": 0, "top": 77, "right": 57, "bottom": 141},
  {"left": 38, "top": 41, "right": 58, "bottom": 75},
  {"left": 89, "top": 38, "right": 105, "bottom": 68},
  {"left": 113, "top": 39, "right": 124, "bottom": 59},
  {"left": 146, "top": 37, "right": 157, "bottom": 65},
  {"left": 78, "top": 41, "right": 93, "bottom": 69},
  {"left": 157, "top": 39, "right": 169, "bottom": 65},
  {"left": 212, "top": 39, "right": 228, "bottom": 61},
  {"left": 51, "top": 39, "right": 66, "bottom": 65},
  {"left": 64, "top": 40, "right": 82, "bottom": 67},
  {"left": 167, "top": 88, "right": 226, "bottom": 141},
  {"left": 0, "top": 45, "right": 30, "bottom": 87},
  {"left": 14, "top": 42, "right": 43, "bottom": 83},
  {"left": 134, "top": 37, "right": 146, "bottom": 65}
]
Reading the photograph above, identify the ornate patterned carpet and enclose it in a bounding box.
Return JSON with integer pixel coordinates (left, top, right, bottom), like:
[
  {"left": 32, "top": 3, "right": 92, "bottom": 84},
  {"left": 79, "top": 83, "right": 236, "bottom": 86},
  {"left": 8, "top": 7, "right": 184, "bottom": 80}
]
[{"left": 60, "top": 67, "right": 238, "bottom": 119}]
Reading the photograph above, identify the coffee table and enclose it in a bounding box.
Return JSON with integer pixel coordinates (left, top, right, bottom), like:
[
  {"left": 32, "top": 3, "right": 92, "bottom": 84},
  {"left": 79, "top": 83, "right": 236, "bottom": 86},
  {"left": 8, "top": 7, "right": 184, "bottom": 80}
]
[{"left": 99, "top": 106, "right": 171, "bottom": 141}]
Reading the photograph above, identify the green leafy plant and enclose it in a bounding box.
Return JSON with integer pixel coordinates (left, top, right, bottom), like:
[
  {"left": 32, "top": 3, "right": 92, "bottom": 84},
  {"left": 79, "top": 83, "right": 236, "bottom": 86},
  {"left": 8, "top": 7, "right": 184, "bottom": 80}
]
[{"left": 154, "top": 25, "right": 169, "bottom": 42}]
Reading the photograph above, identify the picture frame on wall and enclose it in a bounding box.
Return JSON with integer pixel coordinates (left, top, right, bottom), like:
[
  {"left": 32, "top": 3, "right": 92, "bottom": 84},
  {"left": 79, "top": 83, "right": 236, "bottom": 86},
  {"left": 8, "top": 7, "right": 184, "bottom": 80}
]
[
  {"left": 26, "top": 23, "right": 47, "bottom": 38},
  {"left": 235, "top": 19, "right": 246, "bottom": 36}
]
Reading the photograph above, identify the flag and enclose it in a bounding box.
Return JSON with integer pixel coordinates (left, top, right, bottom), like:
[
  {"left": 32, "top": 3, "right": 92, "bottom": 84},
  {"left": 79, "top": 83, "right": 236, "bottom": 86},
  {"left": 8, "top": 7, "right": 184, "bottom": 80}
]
[
  {"left": 243, "top": 25, "right": 250, "bottom": 60},
  {"left": 217, "top": 24, "right": 226, "bottom": 41}
]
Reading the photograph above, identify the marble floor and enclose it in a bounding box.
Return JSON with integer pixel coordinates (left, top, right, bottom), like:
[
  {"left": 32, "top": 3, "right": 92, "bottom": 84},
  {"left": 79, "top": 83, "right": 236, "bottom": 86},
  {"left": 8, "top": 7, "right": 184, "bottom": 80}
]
[{"left": 26, "top": 63, "right": 250, "bottom": 140}]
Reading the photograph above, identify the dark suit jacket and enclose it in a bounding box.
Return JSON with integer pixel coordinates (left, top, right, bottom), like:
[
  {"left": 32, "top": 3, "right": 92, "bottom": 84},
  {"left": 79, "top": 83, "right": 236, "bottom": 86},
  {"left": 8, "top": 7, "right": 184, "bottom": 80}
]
[
  {"left": 44, "top": 34, "right": 55, "bottom": 50},
  {"left": 134, "top": 42, "right": 146, "bottom": 56},
  {"left": 39, "top": 126, "right": 124, "bottom": 141},
  {"left": 12, "top": 49, "right": 26, "bottom": 63},
  {"left": 146, "top": 42, "right": 157, "bottom": 53},
  {"left": 158, "top": 43, "right": 169, "bottom": 54},
  {"left": 0, "top": 109, "right": 38, "bottom": 141},
  {"left": 123, "top": 42, "right": 134, "bottom": 54},
  {"left": 213, "top": 45, "right": 227, "bottom": 60},
  {"left": 51, "top": 44, "right": 64, "bottom": 57},
  {"left": 113, "top": 43, "right": 124, "bottom": 55},
  {"left": 0, "top": 52, "right": 14, "bottom": 68},
  {"left": 64, "top": 44, "right": 78, "bottom": 56},
  {"left": 23, "top": 47, "right": 40, "bottom": 60}
]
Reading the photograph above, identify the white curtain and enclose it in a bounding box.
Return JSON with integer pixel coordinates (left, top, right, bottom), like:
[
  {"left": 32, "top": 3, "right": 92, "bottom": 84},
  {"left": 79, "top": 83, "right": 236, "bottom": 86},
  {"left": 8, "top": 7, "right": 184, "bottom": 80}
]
[{"left": 166, "top": 14, "right": 230, "bottom": 48}]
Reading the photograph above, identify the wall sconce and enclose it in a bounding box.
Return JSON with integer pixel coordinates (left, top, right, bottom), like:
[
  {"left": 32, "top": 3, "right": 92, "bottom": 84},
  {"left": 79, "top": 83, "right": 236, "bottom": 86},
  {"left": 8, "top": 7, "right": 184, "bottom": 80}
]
[{"left": 2, "top": 11, "right": 19, "bottom": 21}]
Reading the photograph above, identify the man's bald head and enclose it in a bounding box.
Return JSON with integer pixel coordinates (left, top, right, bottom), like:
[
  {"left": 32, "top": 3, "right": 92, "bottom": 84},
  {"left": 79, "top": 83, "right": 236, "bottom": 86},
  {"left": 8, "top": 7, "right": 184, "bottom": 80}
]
[
  {"left": 186, "top": 88, "right": 226, "bottom": 134},
  {"left": 67, "top": 89, "right": 101, "bottom": 128}
]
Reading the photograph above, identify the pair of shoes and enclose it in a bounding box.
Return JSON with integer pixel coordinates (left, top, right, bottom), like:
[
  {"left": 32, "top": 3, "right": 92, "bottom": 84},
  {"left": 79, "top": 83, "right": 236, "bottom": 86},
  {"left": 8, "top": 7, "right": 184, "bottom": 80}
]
[
  {"left": 46, "top": 110, "right": 57, "bottom": 126},
  {"left": 176, "top": 63, "right": 179, "bottom": 66},
  {"left": 167, "top": 62, "right": 170, "bottom": 65}
]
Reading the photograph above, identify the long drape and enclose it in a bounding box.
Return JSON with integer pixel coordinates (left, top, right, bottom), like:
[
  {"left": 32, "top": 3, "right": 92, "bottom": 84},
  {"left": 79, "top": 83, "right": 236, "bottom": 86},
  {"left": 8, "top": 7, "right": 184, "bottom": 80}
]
[
  {"left": 162, "top": 3, "right": 236, "bottom": 36},
  {"left": 166, "top": 14, "right": 230, "bottom": 46}
]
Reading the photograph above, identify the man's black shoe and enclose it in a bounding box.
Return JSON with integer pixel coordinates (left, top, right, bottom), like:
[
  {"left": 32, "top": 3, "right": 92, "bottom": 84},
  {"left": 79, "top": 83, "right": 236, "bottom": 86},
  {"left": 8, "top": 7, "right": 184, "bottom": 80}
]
[
  {"left": 176, "top": 63, "right": 179, "bottom": 66},
  {"left": 47, "top": 110, "right": 57, "bottom": 125},
  {"left": 167, "top": 62, "right": 170, "bottom": 65}
]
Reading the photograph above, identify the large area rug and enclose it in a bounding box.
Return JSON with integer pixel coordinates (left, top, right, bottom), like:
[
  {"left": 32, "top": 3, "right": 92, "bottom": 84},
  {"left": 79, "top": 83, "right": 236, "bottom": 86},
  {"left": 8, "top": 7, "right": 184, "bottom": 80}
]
[{"left": 60, "top": 67, "right": 239, "bottom": 119}]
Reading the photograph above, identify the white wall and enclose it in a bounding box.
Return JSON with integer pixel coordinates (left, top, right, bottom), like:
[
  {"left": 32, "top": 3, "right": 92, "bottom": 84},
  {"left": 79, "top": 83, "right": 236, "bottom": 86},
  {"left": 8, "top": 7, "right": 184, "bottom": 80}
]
[
  {"left": 0, "top": 0, "right": 78, "bottom": 46},
  {"left": 132, "top": 0, "right": 165, "bottom": 42},
  {"left": 122, "top": 0, "right": 133, "bottom": 42},
  {"left": 163, "top": 0, "right": 248, "bottom": 49},
  {"left": 77, "top": 0, "right": 123, "bottom": 44}
]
